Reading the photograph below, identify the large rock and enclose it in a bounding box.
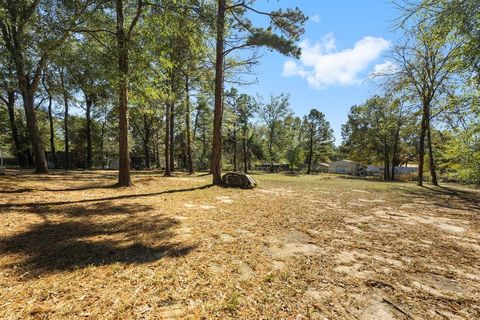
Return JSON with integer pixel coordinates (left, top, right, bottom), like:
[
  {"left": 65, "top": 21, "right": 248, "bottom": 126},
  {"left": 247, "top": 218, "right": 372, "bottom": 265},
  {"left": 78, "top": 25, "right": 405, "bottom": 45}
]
[{"left": 222, "top": 172, "right": 257, "bottom": 189}]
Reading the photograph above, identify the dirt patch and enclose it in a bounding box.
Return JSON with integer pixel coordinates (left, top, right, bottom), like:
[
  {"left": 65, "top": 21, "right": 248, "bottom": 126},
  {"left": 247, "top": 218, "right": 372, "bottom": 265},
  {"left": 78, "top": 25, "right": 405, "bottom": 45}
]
[
  {"left": 216, "top": 196, "right": 233, "bottom": 204},
  {"left": 265, "top": 231, "right": 320, "bottom": 259}
]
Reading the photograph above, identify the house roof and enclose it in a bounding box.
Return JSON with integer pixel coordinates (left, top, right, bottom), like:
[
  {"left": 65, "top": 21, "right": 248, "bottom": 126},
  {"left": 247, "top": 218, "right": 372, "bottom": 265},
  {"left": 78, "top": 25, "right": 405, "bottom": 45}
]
[{"left": 331, "top": 159, "right": 361, "bottom": 165}]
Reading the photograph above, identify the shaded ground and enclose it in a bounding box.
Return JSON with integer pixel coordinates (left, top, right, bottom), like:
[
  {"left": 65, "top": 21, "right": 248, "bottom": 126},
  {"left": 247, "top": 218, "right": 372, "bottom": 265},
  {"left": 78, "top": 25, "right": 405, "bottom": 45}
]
[{"left": 0, "top": 170, "right": 479, "bottom": 319}]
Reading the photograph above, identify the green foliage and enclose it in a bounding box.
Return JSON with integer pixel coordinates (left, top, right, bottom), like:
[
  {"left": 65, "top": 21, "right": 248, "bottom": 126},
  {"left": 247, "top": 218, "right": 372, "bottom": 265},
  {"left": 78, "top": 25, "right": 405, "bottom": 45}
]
[
  {"left": 287, "top": 144, "right": 305, "bottom": 169},
  {"left": 305, "top": 108, "right": 334, "bottom": 164},
  {"left": 246, "top": 28, "right": 300, "bottom": 58}
]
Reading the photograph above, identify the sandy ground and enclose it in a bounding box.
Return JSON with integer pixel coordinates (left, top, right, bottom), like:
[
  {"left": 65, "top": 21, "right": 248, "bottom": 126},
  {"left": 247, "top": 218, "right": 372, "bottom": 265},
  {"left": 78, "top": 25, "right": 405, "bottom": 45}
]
[{"left": 0, "top": 170, "right": 479, "bottom": 319}]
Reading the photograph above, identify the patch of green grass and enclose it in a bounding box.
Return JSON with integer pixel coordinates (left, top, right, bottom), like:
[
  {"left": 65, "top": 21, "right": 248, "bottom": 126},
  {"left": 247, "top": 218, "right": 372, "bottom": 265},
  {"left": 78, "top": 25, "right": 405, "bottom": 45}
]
[
  {"left": 264, "top": 273, "right": 275, "bottom": 283},
  {"left": 356, "top": 222, "right": 370, "bottom": 231},
  {"left": 223, "top": 290, "right": 241, "bottom": 312}
]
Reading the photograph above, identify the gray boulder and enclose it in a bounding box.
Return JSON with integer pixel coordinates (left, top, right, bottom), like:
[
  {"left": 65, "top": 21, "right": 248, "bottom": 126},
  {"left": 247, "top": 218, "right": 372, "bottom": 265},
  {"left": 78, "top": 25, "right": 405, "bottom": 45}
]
[{"left": 222, "top": 172, "right": 257, "bottom": 189}]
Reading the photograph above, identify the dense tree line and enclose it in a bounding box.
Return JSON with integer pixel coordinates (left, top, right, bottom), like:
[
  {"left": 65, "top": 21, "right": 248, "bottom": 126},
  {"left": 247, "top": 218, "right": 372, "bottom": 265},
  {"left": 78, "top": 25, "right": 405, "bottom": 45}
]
[
  {"left": 342, "top": 0, "right": 479, "bottom": 186},
  {"left": 1, "top": 0, "right": 478, "bottom": 187},
  {"left": 0, "top": 0, "right": 311, "bottom": 186},
  {"left": 0, "top": 1, "right": 331, "bottom": 180}
]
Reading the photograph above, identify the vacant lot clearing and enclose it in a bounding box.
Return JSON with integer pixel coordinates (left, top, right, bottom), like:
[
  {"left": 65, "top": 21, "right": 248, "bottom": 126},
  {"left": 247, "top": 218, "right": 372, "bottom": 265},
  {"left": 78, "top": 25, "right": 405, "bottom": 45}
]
[{"left": 0, "top": 171, "right": 479, "bottom": 319}]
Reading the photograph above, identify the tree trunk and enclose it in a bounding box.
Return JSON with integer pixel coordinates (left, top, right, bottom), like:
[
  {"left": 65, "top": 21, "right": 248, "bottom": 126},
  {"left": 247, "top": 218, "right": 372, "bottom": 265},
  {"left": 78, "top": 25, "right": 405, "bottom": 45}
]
[
  {"left": 116, "top": 0, "right": 132, "bottom": 186},
  {"left": 4, "top": 22, "right": 48, "bottom": 172},
  {"left": 4, "top": 91, "right": 24, "bottom": 167},
  {"left": 185, "top": 75, "right": 194, "bottom": 174},
  {"left": 100, "top": 121, "right": 106, "bottom": 168},
  {"left": 418, "top": 103, "right": 428, "bottom": 186},
  {"left": 202, "top": 120, "right": 207, "bottom": 171},
  {"left": 42, "top": 73, "right": 56, "bottom": 168},
  {"left": 21, "top": 90, "right": 48, "bottom": 173},
  {"left": 384, "top": 139, "right": 389, "bottom": 181},
  {"left": 391, "top": 123, "right": 401, "bottom": 181},
  {"left": 60, "top": 69, "right": 70, "bottom": 170},
  {"left": 164, "top": 103, "right": 171, "bottom": 176},
  {"left": 47, "top": 92, "right": 57, "bottom": 168},
  {"left": 193, "top": 106, "right": 199, "bottom": 142},
  {"left": 233, "top": 122, "right": 237, "bottom": 172},
  {"left": 211, "top": 0, "right": 226, "bottom": 185},
  {"left": 307, "top": 127, "right": 313, "bottom": 174},
  {"left": 426, "top": 116, "right": 438, "bottom": 186},
  {"left": 169, "top": 102, "right": 175, "bottom": 171},
  {"left": 155, "top": 129, "right": 161, "bottom": 168},
  {"left": 268, "top": 128, "right": 274, "bottom": 173},
  {"left": 85, "top": 96, "right": 93, "bottom": 168},
  {"left": 243, "top": 125, "right": 248, "bottom": 173},
  {"left": 143, "top": 114, "right": 150, "bottom": 168}
]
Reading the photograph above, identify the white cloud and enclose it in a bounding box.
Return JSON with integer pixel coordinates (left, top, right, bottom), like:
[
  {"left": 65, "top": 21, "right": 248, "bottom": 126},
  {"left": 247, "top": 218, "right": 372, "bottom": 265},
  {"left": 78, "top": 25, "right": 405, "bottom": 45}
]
[
  {"left": 283, "top": 60, "right": 308, "bottom": 77},
  {"left": 282, "top": 34, "right": 390, "bottom": 88},
  {"left": 310, "top": 14, "right": 321, "bottom": 23},
  {"left": 371, "top": 60, "right": 399, "bottom": 76}
]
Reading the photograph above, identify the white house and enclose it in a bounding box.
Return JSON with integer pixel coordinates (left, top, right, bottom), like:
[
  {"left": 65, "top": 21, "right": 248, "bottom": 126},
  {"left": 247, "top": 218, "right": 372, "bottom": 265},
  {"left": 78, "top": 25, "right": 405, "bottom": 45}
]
[{"left": 329, "top": 160, "right": 364, "bottom": 174}]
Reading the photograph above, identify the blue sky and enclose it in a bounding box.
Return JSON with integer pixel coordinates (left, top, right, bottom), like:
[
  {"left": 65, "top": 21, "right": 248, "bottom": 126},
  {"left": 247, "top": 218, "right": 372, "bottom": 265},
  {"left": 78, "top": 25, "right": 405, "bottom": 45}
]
[{"left": 238, "top": 1, "right": 402, "bottom": 144}]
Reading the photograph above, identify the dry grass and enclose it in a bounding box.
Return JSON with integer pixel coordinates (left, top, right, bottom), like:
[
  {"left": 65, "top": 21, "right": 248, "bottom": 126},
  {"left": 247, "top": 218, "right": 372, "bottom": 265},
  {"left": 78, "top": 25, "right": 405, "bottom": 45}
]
[{"left": 0, "top": 170, "right": 479, "bottom": 319}]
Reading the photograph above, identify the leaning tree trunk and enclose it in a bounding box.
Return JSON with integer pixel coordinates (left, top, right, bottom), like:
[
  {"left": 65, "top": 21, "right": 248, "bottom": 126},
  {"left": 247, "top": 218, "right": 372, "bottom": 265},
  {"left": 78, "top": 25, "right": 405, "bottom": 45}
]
[
  {"left": 116, "top": 0, "right": 132, "bottom": 186},
  {"left": 164, "top": 102, "right": 171, "bottom": 176},
  {"left": 43, "top": 74, "right": 56, "bottom": 168},
  {"left": 211, "top": 0, "right": 226, "bottom": 185},
  {"left": 417, "top": 102, "right": 428, "bottom": 186},
  {"left": 4, "top": 90, "right": 24, "bottom": 167},
  {"left": 22, "top": 89, "right": 48, "bottom": 173},
  {"left": 47, "top": 91, "right": 57, "bottom": 168},
  {"left": 85, "top": 96, "right": 93, "bottom": 168},
  {"left": 426, "top": 116, "right": 438, "bottom": 186}
]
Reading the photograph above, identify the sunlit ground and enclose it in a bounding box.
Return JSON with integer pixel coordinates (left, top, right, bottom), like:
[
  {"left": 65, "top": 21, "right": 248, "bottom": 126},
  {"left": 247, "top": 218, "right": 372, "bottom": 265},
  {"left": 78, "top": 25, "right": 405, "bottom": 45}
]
[{"left": 1, "top": 170, "right": 479, "bottom": 319}]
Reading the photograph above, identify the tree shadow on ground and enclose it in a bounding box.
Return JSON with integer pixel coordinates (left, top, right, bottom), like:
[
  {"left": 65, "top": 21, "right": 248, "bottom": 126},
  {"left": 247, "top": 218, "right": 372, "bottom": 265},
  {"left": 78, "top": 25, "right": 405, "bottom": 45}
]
[
  {"left": 399, "top": 185, "right": 480, "bottom": 212},
  {"left": 0, "top": 202, "right": 195, "bottom": 276},
  {"left": 336, "top": 175, "right": 391, "bottom": 182},
  {"left": 0, "top": 184, "right": 214, "bottom": 210},
  {"left": 0, "top": 184, "right": 117, "bottom": 194},
  {"left": 27, "top": 201, "right": 157, "bottom": 218},
  {"left": 0, "top": 170, "right": 117, "bottom": 181}
]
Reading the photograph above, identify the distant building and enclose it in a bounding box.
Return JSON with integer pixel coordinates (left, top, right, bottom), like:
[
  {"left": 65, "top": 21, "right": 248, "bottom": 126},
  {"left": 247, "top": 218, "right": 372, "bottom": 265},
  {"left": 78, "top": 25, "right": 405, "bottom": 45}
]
[
  {"left": 367, "top": 165, "right": 383, "bottom": 176},
  {"left": 395, "top": 166, "right": 418, "bottom": 174},
  {"left": 310, "top": 163, "right": 330, "bottom": 173},
  {"left": 329, "top": 160, "right": 364, "bottom": 174}
]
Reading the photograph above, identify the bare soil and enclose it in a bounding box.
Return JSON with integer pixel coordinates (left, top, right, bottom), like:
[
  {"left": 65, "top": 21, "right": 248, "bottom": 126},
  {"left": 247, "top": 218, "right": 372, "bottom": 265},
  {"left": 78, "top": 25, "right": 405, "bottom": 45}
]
[{"left": 0, "top": 170, "right": 479, "bottom": 319}]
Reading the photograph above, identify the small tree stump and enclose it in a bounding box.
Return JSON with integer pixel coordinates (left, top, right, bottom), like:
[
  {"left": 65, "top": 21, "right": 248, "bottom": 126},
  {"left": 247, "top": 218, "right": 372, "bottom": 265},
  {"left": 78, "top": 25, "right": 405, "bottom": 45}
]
[{"left": 222, "top": 172, "right": 257, "bottom": 189}]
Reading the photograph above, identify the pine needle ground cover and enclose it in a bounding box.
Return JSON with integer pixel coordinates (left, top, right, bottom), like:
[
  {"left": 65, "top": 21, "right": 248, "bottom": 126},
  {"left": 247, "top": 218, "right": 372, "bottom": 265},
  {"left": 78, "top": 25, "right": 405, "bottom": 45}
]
[{"left": 0, "top": 171, "right": 479, "bottom": 319}]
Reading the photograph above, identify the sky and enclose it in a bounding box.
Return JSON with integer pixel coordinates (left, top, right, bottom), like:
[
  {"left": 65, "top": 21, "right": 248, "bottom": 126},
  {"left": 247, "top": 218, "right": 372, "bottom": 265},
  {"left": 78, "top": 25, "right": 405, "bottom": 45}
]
[{"left": 238, "top": 1, "right": 403, "bottom": 144}]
